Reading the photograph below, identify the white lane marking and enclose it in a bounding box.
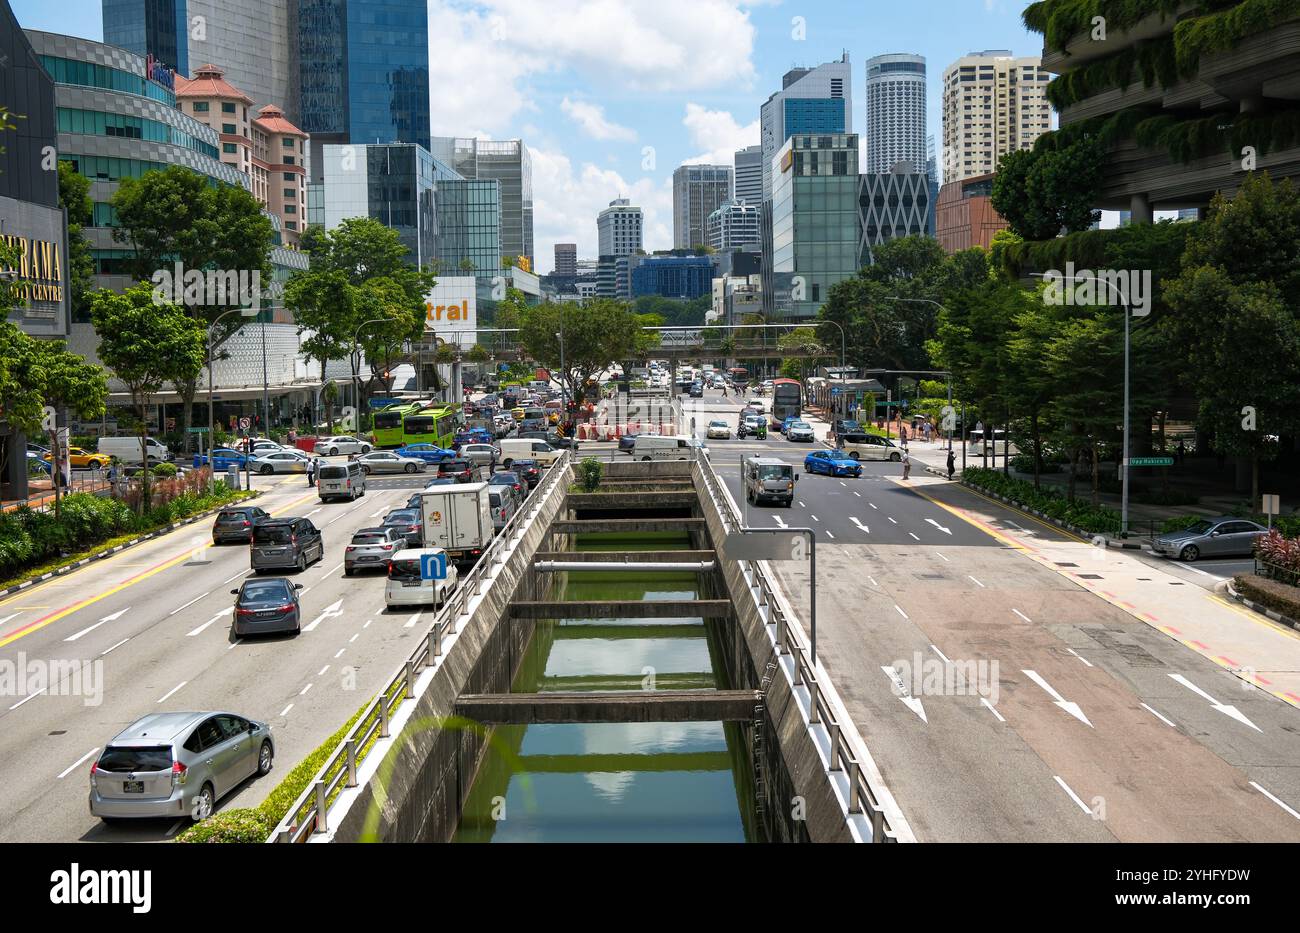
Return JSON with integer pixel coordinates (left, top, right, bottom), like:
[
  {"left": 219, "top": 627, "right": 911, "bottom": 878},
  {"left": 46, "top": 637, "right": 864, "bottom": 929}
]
[
  {"left": 169, "top": 592, "right": 210, "bottom": 615},
  {"left": 1182, "top": 564, "right": 1215, "bottom": 579},
  {"left": 64, "top": 607, "right": 130, "bottom": 642},
  {"left": 881, "top": 665, "right": 927, "bottom": 722},
  {"left": 187, "top": 607, "right": 233, "bottom": 637},
  {"left": 299, "top": 683, "right": 313, "bottom": 696},
  {"left": 318, "top": 665, "right": 330, "bottom": 676},
  {"left": 936, "top": 552, "right": 949, "bottom": 562},
  {"left": 220, "top": 568, "right": 254, "bottom": 586},
  {"left": 156, "top": 681, "right": 187, "bottom": 704},
  {"left": 1054, "top": 775, "right": 1093, "bottom": 815},
  {"left": 887, "top": 516, "right": 896, "bottom": 524},
  {"left": 925, "top": 518, "right": 953, "bottom": 535},
  {"left": 930, "top": 644, "right": 950, "bottom": 663},
  {"left": 58, "top": 748, "right": 99, "bottom": 779},
  {"left": 9, "top": 690, "right": 44, "bottom": 710},
  {"left": 1168, "top": 673, "right": 1262, "bottom": 732},
  {"left": 1023, "top": 670, "right": 1093, "bottom": 727},
  {"left": 306, "top": 508, "right": 322, "bottom": 517},
  {"left": 334, "top": 648, "right": 346, "bottom": 659},
  {"left": 1250, "top": 781, "right": 1300, "bottom": 821},
  {"left": 299, "top": 586, "right": 312, "bottom": 595},
  {"left": 851, "top": 517, "right": 869, "bottom": 534},
  {"left": 968, "top": 576, "right": 986, "bottom": 588},
  {"left": 1140, "top": 702, "right": 1176, "bottom": 728},
  {"left": 1066, "top": 647, "right": 1094, "bottom": 668},
  {"left": 839, "top": 481, "right": 846, "bottom": 487},
  {"left": 349, "top": 633, "right": 360, "bottom": 643},
  {"left": 0, "top": 613, "right": 19, "bottom": 627},
  {"left": 363, "top": 619, "right": 372, "bottom": 629},
  {"left": 825, "top": 531, "right": 835, "bottom": 539},
  {"left": 405, "top": 611, "right": 421, "bottom": 629},
  {"left": 908, "top": 532, "right": 919, "bottom": 541},
  {"left": 100, "top": 637, "right": 130, "bottom": 656},
  {"left": 894, "top": 604, "right": 909, "bottom": 619},
  {"left": 369, "top": 507, "right": 386, "bottom": 518},
  {"left": 1012, "top": 608, "right": 1032, "bottom": 623},
  {"left": 279, "top": 703, "right": 294, "bottom": 717},
  {"left": 852, "top": 491, "right": 861, "bottom": 498},
  {"left": 302, "top": 598, "right": 344, "bottom": 633},
  {"left": 811, "top": 514, "right": 819, "bottom": 522},
  {"left": 980, "top": 698, "right": 1006, "bottom": 722},
  {"left": 869, "top": 503, "right": 878, "bottom": 510},
  {"left": 868, "top": 577, "right": 878, "bottom": 587},
  {"left": 227, "top": 639, "right": 243, "bottom": 650},
  {"left": 165, "top": 819, "right": 185, "bottom": 837},
  {"left": 320, "top": 561, "right": 344, "bottom": 578}
]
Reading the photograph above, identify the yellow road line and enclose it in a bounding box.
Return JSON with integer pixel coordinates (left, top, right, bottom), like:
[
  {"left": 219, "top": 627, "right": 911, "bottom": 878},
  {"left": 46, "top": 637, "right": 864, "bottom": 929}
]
[
  {"left": 887, "top": 479, "right": 1027, "bottom": 551},
  {"left": 938, "top": 480, "right": 1090, "bottom": 544},
  {"left": 1204, "top": 591, "right": 1300, "bottom": 643}
]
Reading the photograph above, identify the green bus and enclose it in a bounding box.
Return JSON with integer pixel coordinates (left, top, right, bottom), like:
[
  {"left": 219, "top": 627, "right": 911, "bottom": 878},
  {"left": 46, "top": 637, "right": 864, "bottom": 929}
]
[{"left": 373, "top": 402, "right": 463, "bottom": 449}]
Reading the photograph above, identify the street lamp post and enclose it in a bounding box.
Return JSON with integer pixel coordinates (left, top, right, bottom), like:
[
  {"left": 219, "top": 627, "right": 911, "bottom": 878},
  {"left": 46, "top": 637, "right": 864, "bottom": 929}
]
[
  {"left": 555, "top": 327, "right": 566, "bottom": 421},
  {"left": 351, "top": 318, "right": 388, "bottom": 432},
  {"left": 207, "top": 306, "right": 258, "bottom": 460}
]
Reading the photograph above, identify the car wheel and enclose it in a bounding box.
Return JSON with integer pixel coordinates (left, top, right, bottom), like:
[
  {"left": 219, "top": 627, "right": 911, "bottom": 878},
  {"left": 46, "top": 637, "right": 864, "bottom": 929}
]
[
  {"left": 192, "top": 783, "right": 215, "bottom": 823},
  {"left": 849, "top": 451, "right": 860, "bottom": 460},
  {"left": 362, "top": 445, "right": 371, "bottom": 453},
  {"left": 329, "top": 447, "right": 339, "bottom": 456},
  {"left": 257, "top": 740, "right": 274, "bottom": 776},
  {"left": 405, "top": 463, "right": 417, "bottom": 473},
  {"left": 890, "top": 452, "right": 901, "bottom": 462},
  {"left": 361, "top": 465, "right": 371, "bottom": 475},
  {"left": 1181, "top": 545, "right": 1200, "bottom": 562},
  {"left": 297, "top": 554, "right": 306, "bottom": 572},
  {"left": 642, "top": 456, "right": 652, "bottom": 462},
  {"left": 343, "top": 567, "right": 353, "bottom": 577},
  {"left": 260, "top": 464, "right": 273, "bottom": 475}
]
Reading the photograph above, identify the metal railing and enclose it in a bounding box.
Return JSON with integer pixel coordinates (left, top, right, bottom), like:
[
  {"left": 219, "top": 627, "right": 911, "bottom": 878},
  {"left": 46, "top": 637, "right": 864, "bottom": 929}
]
[
  {"left": 695, "top": 455, "right": 905, "bottom": 842},
  {"left": 1255, "top": 557, "right": 1300, "bottom": 588},
  {"left": 268, "top": 449, "right": 574, "bottom": 843}
]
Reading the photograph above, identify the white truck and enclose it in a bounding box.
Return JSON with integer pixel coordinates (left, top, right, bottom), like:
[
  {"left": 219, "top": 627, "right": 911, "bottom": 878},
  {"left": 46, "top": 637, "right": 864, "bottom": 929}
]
[{"left": 417, "top": 482, "right": 494, "bottom": 566}]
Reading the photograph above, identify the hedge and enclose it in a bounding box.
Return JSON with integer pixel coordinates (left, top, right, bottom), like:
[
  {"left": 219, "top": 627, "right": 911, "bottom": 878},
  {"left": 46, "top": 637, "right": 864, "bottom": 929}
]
[
  {"left": 1232, "top": 573, "right": 1300, "bottom": 620},
  {"left": 963, "top": 467, "right": 1123, "bottom": 534}
]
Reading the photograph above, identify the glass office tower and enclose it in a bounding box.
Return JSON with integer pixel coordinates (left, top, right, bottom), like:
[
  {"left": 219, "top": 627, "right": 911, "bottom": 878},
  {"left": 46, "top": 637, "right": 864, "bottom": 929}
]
[
  {"left": 435, "top": 179, "right": 501, "bottom": 281},
  {"left": 103, "top": 0, "right": 187, "bottom": 75}
]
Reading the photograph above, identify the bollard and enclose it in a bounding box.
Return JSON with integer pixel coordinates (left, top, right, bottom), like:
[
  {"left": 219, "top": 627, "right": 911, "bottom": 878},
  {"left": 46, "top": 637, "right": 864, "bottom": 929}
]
[
  {"left": 430, "top": 623, "right": 442, "bottom": 658},
  {"left": 808, "top": 678, "right": 820, "bottom": 724}
]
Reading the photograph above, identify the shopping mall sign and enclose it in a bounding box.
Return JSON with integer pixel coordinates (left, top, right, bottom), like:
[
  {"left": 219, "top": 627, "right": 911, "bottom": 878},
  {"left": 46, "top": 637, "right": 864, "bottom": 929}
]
[
  {"left": 0, "top": 232, "right": 63, "bottom": 305},
  {"left": 424, "top": 276, "right": 478, "bottom": 347}
]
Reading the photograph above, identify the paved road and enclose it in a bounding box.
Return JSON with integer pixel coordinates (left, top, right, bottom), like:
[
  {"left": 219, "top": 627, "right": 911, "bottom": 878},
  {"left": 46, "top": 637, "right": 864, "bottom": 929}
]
[
  {"left": 0, "top": 465, "right": 442, "bottom": 842},
  {"left": 676, "top": 386, "right": 1300, "bottom": 841}
]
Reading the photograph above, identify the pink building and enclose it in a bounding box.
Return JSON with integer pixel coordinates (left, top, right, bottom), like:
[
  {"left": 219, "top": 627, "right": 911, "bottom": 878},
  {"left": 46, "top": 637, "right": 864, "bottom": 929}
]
[{"left": 174, "top": 64, "right": 308, "bottom": 247}]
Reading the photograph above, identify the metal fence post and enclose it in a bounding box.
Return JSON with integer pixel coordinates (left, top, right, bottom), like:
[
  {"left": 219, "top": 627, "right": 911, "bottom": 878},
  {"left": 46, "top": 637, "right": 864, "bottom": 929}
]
[
  {"left": 345, "top": 739, "right": 358, "bottom": 787},
  {"left": 379, "top": 697, "right": 390, "bottom": 739},
  {"left": 313, "top": 780, "right": 328, "bottom": 833}
]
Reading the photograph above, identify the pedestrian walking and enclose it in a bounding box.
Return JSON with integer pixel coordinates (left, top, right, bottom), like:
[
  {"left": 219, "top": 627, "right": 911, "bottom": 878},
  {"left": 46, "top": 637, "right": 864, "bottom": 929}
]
[
  {"left": 923, "top": 422, "right": 932, "bottom": 444},
  {"left": 1176, "top": 439, "right": 1186, "bottom": 465},
  {"left": 306, "top": 458, "right": 316, "bottom": 487},
  {"left": 901, "top": 448, "right": 912, "bottom": 481},
  {"left": 946, "top": 448, "right": 955, "bottom": 481}
]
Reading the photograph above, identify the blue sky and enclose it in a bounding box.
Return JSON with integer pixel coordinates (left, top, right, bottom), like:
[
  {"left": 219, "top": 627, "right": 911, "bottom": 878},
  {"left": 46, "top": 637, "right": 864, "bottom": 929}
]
[{"left": 12, "top": 0, "right": 1041, "bottom": 272}]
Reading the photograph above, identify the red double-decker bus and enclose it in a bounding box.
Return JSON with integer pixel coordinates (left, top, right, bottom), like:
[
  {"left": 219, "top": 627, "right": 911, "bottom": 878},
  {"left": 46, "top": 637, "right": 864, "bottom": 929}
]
[{"left": 771, "top": 377, "right": 802, "bottom": 428}]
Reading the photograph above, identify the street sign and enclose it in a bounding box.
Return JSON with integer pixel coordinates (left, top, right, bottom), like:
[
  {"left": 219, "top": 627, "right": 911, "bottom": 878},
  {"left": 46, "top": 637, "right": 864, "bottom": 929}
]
[
  {"left": 187, "top": 427, "right": 209, "bottom": 433},
  {"left": 420, "top": 552, "right": 449, "bottom": 580},
  {"left": 1127, "top": 456, "right": 1173, "bottom": 467},
  {"left": 722, "top": 531, "right": 804, "bottom": 561},
  {"left": 239, "top": 417, "right": 251, "bottom": 431},
  {"left": 1262, "top": 494, "right": 1281, "bottom": 515}
]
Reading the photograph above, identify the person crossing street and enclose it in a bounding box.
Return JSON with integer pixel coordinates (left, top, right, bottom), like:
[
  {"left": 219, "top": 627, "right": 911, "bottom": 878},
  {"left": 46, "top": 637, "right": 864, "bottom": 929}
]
[{"left": 901, "top": 448, "right": 912, "bottom": 481}]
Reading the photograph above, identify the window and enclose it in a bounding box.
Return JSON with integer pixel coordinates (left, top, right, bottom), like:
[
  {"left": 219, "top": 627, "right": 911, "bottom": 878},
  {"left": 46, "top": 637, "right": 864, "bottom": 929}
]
[
  {"left": 223, "top": 143, "right": 237, "bottom": 154},
  {"left": 222, "top": 102, "right": 236, "bottom": 113},
  {"left": 283, "top": 138, "right": 294, "bottom": 148},
  {"left": 193, "top": 101, "right": 209, "bottom": 112},
  {"left": 195, "top": 718, "right": 225, "bottom": 751},
  {"left": 284, "top": 171, "right": 296, "bottom": 181},
  {"left": 284, "top": 204, "right": 296, "bottom": 213},
  {"left": 284, "top": 156, "right": 295, "bottom": 165},
  {"left": 222, "top": 123, "right": 236, "bottom": 134},
  {"left": 216, "top": 715, "right": 249, "bottom": 739}
]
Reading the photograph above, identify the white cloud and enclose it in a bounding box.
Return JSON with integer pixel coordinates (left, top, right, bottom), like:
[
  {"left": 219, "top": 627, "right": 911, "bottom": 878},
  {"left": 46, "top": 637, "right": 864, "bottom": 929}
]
[
  {"left": 530, "top": 147, "right": 673, "bottom": 274},
  {"left": 680, "top": 103, "right": 759, "bottom": 166},
  {"left": 560, "top": 97, "right": 637, "bottom": 142}
]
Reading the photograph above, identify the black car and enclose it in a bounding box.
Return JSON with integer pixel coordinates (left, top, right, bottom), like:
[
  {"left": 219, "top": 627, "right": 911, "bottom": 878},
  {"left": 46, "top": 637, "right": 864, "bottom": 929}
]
[
  {"left": 488, "top": 470, "right": 525, "bottom": 499},
  {"left": 381, "top": 508, "right": 423, "bottom": 546},
  {"left": 689, "top": 382, "right": 704, "bottom": 398},
  {"left": 231, "top": 577, "right": 303, "bottom": 636},
  {"left": 437, "top": 458, "right": 477, "bottom": 483},
  {"left": 511, "top": 459, "right": 542, "bottom": 488},
  {"left": 212, "top": 505, "right": 271, "bottom": 544}
]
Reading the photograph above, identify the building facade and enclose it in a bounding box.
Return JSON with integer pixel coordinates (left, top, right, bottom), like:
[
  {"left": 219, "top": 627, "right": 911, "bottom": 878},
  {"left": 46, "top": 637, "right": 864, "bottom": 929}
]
[
  {"left": 434, "top": 178, "right": 501, "bottom": 280},
  {"left": 942, "top": 50, "right": 1050, "bottom": 183},
  {"left": 431, "top": 137, "right": 533, "bottom": 268},
  {"left": 768, "top": 133, "right": 860, "bottom": 320},
  {"left": 321, "top": 142, "right": 442, "bottom": 270},
  {"left": 553, "top": 242, "right": 576, "bottom": 276},
  {"left": 595, "top": 254, "right": 617, "bottom": 298},
  {"left": 596, "top": 198, "right": 642, "bottom": 257},
  {"left": 859, "top": 164, "right": 935, "bottom": 260},
  {"left": 759, "top": 54, "right": 852, "bottom": 201},
  {"left": 672, "top": 163, "right": 732, "bottom": 250},
  {"left": 734, "top": 144, "right": 762, "bottom": 205},
  {"left": 935, "top": 172, "right": 1008, "bottom": 253},
  {"left": 706, "top": 199, "right": 760, "bottom": 252},
  {"left": 631, "top": 255, "right": 714, "bottom": 300},
  {"left": 865, "top": 53, "right": 927, "bottom": 175}
]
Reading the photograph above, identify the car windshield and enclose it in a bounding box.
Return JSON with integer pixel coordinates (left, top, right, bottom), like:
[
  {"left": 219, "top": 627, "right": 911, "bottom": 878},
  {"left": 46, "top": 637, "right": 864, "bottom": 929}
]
[
  {"left": 385, "top": 510, "right": 418, "bottom": 524},
  {"left": 390, "top": 559, "right": 421, "bottom": 581},
  {"left": 253, "top": 525, "right": 292, "bottom": 544},
  {"left": 710, "top": 421, "right": 727, "bottom": 427},
  {"left": 98, "top": 745, "right": 173, "bottom": 772},
  {"left": 351, "top": 532, "right": 387, "bottom": 544},
  {"left": 241, "top": 580, "right": 290, "bottom": 601},
  {"left": 318, "top": 466, "right": 347, "bottom": 479},
  {"left": 1186, "top": 520, "right": 1214, "bottom": 534},
  {"left": 218, "top": 510, "right": 249, "bottom": 521},
  {"left": 757, "top": 465, "right": 790, "bottom": 480}
]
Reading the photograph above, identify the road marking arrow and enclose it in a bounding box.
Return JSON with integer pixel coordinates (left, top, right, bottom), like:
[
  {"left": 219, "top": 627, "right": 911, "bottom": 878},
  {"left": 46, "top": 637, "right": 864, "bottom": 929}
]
[
  {"left": 925, "top": 518, "right": 953, "bottom": 535},
  {"left": 64, "top": 607, "right": 129, "bottom": 642},
  {"left": 1169, "top": 673, "right": 1262, "bottom": 732},
  {"left": 1022, "top": 669, "right": 1093, "bottom": 727},
  {"left": 302, "top": 598, "right": 344, "bottom": 633},
  {"left": 851, "top": 517, "right": 870, "bottom": 534},
  {"left": 881, "top": 665, "right": 927, "bottom": 723}
]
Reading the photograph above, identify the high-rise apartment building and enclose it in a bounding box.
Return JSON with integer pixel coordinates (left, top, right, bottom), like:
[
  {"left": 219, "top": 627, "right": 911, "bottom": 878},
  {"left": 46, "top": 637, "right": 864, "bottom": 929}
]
[
  {"left": 942, "top": 50, "right": 1050, "bottom": 183},
  {"left": 554, "top": 243, "right": 577, "bottom": 276},
  {"left": 733, "top": 144, "right": 763, "bottom": 206},
  {"left": 432, "top": 137, "right": 534, "bottom": 268},
  {"left": 865, "top": 53, "right": 927, "bottom": 175},
  {"left": 596, "top": 199, "right": 643, "bottom": 257},
  {"left": 673, "top": 164, "right": 733, "bottom": 250},
  {"left": 759, "top": 54, "right": 852, "bottom": 201}
]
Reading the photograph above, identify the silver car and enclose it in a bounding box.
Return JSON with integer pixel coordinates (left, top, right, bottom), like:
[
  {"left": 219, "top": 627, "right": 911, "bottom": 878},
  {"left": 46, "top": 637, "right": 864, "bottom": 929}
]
[
  {"left": 460, "top": 442, "right": 501, "bottom": 467},
  {"left": 786, "top": 421, "right": 815, "bottom": 442},
  {"left": 488, "top": 487, "right": 518, "bottom": 532},
  {"left": 90, "top": 711, "right": 274, "bottom": 823},
  {"left": 344, "top": 526, "right": 405, "bottom": 574},
  {"left": 357, "top": 451, "right": 427, "bottom": 475},
  {"left": 314, "top": 435, "right": 372, "bottom": 456},
  {"left": 1151, "top": 517, "right": 1266, "bottom": 562},
  {"left": 250, "top": 450, "right": 310, "bottom": 474}
]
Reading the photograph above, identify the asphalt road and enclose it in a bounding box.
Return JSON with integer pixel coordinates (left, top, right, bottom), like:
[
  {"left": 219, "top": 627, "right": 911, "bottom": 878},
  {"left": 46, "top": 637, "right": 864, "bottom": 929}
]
[
  {"left": 0, "top": 463, "right": 445, "bottom": 842},
  {"left": 682, "top": 387, "right": 1300, "bottom": 842}
]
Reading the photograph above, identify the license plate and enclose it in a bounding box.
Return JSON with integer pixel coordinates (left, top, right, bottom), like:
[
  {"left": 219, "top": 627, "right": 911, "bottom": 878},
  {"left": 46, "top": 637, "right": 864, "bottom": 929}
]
[
  {"left": 123, "top": 781, "right": 143, "bottom": 794},
  {"left": 402, "top": 582, "right": 422, "bottom": 588}
]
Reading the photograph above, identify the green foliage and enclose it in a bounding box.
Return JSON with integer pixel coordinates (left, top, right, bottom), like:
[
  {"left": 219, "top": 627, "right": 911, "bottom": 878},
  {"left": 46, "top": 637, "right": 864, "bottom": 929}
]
[
  {"left": 172, "top": 808, "right": 274, "bottom": 844},
  {"left": 577, "top": 457, "right": 603, "bottom": 492},
  {"left": 992, "top": 136, "right": 1103, "bottom": 239},
  {"left": 57, "top": 161, "right": 95, "bottom": 321},
  {"left": 1231, "top": 572, "right": 1300, "bottom": 619},
  {"left": 1024, "top": 0, "right": 1203, "bottom": 51},
  {"left": 963, "top": 467, "right": 1123, "bottom": 534},
  {"left": 518, "top": 299, "right": 642, "bottom": 402},
  {"left": 632, "top": 294, "right": 709, "bottom": 327},
  {"left": 1046, "top": 36, "right": 1179, "bottom": 110},
  {"left": 150, "top": 462, "right": 179, "bottom": 478},
  {"left": 1175, "top": 0, "right": 1300, "bottom": 74}
]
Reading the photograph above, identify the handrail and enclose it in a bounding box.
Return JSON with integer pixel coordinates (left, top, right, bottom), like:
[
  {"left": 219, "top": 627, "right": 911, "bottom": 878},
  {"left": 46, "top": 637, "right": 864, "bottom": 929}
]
[
  {"left": 695, "top": 454, "right": 908, "bottom": 843},
  {"left": 268, "top": 449, "right": 574, "bottom": 843}
]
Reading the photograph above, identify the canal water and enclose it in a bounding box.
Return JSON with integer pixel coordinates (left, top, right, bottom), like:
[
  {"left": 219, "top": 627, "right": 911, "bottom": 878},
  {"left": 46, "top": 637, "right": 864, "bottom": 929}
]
[{"left": 453, "top": 532, "right": 762, "bottom": 842}]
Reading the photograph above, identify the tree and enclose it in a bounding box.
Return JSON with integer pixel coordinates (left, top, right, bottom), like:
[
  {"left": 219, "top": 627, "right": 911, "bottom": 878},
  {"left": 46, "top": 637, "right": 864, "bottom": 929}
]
[
  {"left": 354, "top": 276, "right": 425, "bottom": 397},
  {"left": 776, "top": 327, "right": 826, "bottom": 380},
  {"left": 992, "top": 136, "right": 1103, "bottom": 240},
  {"left": 34, "top": 339, "right": 107, "bottom": 515},
  {"left": 90, "top": 284, "right": 206, "bottom": 510},
  {"left": 285, "top": 268, "right": 354, "bottom": 429},
  {"left": 111, "top": 166, "right": 273, "bottom": 447},
  {"left": 518, "top": 299, "right": 642, "bottom": 404},
  {"left": 58, "top": 161, "right": 95, "bottom": 322},
  {"left": 458, "top": 258, "right": 477, "bottom": 273}
]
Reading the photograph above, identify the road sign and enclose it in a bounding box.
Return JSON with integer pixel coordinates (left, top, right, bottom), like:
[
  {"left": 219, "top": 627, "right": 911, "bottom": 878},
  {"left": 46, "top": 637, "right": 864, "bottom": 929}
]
[
  {"left": 1262, "top": 494, "right": 1281, "bottom": 515},
  {"left": 420, "top": 552, "right": 448, "bottom": 580},
  {"left": 722, "top": 530, "right": 804, "bottom": 561},
  {"left": 239, "top": 417, "right": 251, "bottom": 431},
  {"left": 1127, "top": 456, "right": 1173, "bottom": 467}
]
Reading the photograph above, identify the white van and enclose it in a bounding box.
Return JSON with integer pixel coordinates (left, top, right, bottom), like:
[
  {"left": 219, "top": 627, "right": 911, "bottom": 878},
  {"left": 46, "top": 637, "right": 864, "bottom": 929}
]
[
  {"left": 317, "top": 461, "right": 366, "bottom": 501},
  {"left": 97, "top": 435, "right": 170, "bottom": 465},
  {"left": 497, "top": 437, "right": 560, "bottom": 468},
  {"left": 385, "top": 547, "right": 459, "bottom": 610},
  {"left": 633, "top": 434, "right": 699, "bottom": 461}
]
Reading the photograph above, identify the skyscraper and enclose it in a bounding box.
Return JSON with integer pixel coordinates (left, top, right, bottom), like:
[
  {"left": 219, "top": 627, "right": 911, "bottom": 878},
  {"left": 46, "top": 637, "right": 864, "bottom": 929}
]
[
  {"left": 865, "top": 53, "right": 927, "bottom": 174},
  {"left": 673, "top": 164, "right": 732, "bottom": 250},
  {"left": 759, "top": 53, "right": 852, "bottom": 201},
  {"left": 734, "top": 145, "right": 762, "bottom": 205},
  {"left": 102, "top": 0, "right": 189, "bottom": 75},
  {"left": 554, "top": 243, "right": 577, "bottom": 276},
  {"left": 597, "top": 199, "right": 642, "bottom": 258},
  {"left": 432, "top": 137, "right": 534, "bottom": 269},
  {"left": 706, "top": 200, "right": 761, "bottom": 252},
  {"left": 942, "top": 50, "right": 1050, "bottom": 183}
]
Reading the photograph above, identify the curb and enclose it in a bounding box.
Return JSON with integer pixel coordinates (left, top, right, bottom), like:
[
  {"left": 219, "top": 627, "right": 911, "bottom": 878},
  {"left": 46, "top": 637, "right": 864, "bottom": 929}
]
[
  {"left": 0, "top": 490, "right": 262, "bottom": 599},
  {"left": 1223, "top": 580, "right": 1300, "bottom": 631},
  {"left": 959, "top": 480, "right": 1147, "bottom": 549}
]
